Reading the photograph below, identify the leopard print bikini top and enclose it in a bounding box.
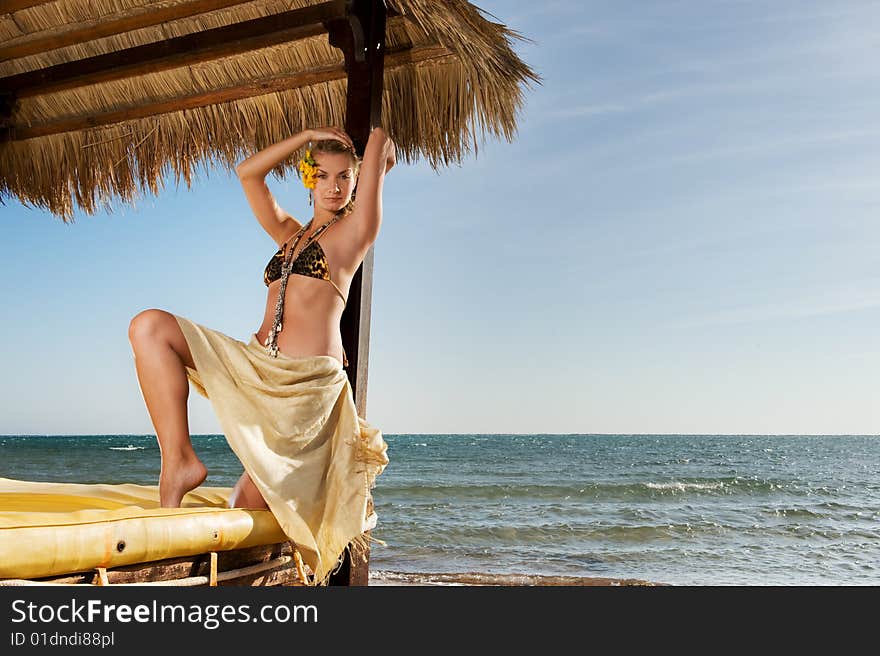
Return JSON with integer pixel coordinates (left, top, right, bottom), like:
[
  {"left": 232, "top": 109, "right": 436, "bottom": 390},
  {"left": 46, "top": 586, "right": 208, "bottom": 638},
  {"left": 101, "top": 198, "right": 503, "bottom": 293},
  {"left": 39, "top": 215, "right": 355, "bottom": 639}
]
[{"left": 263, "top": 237, "right": 348, "bottom": 304}]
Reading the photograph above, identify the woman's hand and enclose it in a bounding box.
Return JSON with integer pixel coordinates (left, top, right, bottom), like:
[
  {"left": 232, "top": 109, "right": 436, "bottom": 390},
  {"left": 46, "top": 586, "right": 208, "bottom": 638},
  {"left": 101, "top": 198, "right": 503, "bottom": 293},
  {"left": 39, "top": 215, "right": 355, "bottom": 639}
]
[
  {"left": 307, "top": 126, "right": 355, "bottom": 151},
  {"left": 368, "top": 126, "right": 396, "bottom": 173},
  {"left": 385, "top": 139, "right": 397, "bottom": 173}
]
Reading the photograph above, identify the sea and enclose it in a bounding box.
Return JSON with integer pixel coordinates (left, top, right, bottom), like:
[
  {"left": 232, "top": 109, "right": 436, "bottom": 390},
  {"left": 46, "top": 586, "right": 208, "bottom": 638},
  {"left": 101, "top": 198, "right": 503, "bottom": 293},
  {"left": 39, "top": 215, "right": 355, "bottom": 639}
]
[{"left": 1, "top": 433, "right": 878, "bottom": 586}]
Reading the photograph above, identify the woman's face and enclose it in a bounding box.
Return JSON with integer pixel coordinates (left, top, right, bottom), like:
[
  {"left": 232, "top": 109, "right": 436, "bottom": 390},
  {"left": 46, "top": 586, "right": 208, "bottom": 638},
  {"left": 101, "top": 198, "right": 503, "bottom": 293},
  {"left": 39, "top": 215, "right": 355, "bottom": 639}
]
[{"left": 312, "top": 151, "right": 357, "bottom": 213}]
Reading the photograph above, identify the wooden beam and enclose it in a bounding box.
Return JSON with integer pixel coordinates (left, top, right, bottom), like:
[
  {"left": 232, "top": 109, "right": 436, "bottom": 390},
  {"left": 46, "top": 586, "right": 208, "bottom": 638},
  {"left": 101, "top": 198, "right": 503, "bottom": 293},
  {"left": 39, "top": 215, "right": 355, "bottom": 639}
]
[
  {"left": 0, "top": 0, "right": 255, "bottom": 61},
  {"left": 0, "top": 44, "right": 452, "bottom": 142},
  {"left": 2, "top": 1, "right": 53, "bottom": 13},
  {"left": 1, "top": 0, "right": 351, "bottom": 98},
  {"left": 325, "top": 0, "right": 386, "bottom": 589}
]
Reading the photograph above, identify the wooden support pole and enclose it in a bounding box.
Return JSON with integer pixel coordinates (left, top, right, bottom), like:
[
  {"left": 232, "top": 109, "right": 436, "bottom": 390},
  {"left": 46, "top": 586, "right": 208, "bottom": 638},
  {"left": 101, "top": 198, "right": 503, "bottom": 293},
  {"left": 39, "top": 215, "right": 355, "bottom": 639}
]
[
  {"left": 324, "top": 0, "right": 386, "bottom": 587},
  {"left": 93, "top": 567, "right": 109, "bottom": 586}
]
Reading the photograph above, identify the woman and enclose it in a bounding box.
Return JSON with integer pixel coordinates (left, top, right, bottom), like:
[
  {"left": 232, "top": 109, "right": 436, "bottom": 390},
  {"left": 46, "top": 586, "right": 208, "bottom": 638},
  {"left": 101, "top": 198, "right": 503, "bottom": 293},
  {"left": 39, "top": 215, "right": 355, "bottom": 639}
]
[{"left": 127, "top": 125, "right": 395, "bottom": 583}]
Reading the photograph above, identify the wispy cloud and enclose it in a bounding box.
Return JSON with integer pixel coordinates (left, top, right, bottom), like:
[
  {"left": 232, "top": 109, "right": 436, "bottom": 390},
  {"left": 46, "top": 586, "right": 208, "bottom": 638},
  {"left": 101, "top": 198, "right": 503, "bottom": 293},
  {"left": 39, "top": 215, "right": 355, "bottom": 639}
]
[
  {"left": 644, "top": 128, "right": 880, "bottom": 167},
  {"left": 678, "top": 283, "right": 880, "bottom": 328},
  {"left": 503, "top": 0, "right": 584, "bottom": 29},
  {"left": 559, "top": 24, "right": 608, "bottom": 39},
  {"left": 547, "top": 103, "right": 628, "bottom": 119},
  {"left": 759, "top": 178, "right": 880, "bottom": 199},
  {"left": 542, "top": 78, "right": 791, "bottom": 121},
  {"left": 839, "top": 350, "right": 880, "bottom": 361}
]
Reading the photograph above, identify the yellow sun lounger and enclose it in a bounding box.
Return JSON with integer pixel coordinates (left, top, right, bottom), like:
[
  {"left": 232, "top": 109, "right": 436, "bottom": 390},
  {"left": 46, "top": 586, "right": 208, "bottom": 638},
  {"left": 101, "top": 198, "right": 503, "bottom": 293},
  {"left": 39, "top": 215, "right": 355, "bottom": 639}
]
[{"left": 0, "top": 477, "right": 302, "bottom": 584}]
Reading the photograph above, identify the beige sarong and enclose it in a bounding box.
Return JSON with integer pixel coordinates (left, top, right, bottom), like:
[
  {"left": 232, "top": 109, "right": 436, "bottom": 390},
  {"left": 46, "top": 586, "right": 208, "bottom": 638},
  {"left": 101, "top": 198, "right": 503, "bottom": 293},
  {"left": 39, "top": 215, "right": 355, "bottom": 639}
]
[{"left": 173, "top": 314, "right": 388, "bottom": 585}]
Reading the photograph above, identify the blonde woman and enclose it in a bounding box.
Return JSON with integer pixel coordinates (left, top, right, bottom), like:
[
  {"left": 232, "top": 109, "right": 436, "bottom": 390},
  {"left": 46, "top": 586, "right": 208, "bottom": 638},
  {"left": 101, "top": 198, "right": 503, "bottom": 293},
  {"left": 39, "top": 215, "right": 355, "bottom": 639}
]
[{"left": 128, "top": 125, "right": 395, "bottom": 583}]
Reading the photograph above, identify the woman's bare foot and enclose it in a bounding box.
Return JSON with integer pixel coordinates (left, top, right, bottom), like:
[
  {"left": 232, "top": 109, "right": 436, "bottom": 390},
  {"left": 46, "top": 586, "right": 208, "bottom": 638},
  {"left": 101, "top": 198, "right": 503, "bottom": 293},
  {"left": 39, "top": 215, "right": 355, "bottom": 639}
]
[{"left": 159, "top": 456, "right": 208, "bottom": 507}]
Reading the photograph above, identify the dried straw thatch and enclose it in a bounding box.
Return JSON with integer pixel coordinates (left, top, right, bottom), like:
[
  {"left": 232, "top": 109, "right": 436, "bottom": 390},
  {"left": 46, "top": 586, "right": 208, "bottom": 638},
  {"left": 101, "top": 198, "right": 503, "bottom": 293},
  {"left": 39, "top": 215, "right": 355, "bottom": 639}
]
[{"left": 0, "top": 0, "right": 539, "bottom": 222}]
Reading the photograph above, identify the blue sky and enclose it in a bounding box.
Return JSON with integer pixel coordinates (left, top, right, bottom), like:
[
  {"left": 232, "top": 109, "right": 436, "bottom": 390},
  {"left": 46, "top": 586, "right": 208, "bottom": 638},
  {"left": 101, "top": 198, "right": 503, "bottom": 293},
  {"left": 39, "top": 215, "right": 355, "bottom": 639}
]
[{"left": 1, "top": 0, "right": 878, "bottom": 435}]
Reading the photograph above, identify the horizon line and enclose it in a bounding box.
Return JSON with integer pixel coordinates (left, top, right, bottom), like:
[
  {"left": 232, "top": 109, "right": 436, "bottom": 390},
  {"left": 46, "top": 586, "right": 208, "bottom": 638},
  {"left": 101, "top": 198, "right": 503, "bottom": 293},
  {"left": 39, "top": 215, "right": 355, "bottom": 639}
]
[{"left": 2, "top": 432, "right": 878, "bottom": 438}]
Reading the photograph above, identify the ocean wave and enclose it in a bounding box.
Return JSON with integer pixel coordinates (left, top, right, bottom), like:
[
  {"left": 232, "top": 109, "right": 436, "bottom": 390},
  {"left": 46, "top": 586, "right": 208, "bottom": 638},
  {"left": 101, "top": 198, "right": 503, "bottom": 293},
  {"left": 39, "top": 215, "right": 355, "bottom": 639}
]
[
  {"left": 109, "top": 445, "right": 146, "bottom": 451},
  {"left": 368, "top": 570, "right": 660, "bottom": 586},
  {"left": 378, "top": 477, "right": 779, "bottom": 501},
  {"left": 645, "top": 481, "right": 725, "bottom": 493},
  {"left": 378, "top": 521, "right": 731, "bottom": 544},
  {"left": 764, "top": 507, "right": 825, "bottom": 519}
]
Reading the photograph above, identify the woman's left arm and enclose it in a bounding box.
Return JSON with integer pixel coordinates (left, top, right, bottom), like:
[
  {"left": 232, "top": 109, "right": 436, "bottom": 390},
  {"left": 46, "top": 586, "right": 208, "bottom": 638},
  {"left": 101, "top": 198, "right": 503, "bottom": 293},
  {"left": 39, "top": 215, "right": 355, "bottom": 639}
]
[{"left": 353, "top": 127, "right": 396, "bottom": 247}]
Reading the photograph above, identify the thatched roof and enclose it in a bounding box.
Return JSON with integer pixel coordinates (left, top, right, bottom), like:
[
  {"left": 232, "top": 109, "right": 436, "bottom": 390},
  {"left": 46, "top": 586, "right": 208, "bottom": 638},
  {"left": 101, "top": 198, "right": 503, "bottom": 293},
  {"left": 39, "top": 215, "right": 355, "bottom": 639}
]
[{"left": 0, "top": 0, "right": 539, "bottom": 222}]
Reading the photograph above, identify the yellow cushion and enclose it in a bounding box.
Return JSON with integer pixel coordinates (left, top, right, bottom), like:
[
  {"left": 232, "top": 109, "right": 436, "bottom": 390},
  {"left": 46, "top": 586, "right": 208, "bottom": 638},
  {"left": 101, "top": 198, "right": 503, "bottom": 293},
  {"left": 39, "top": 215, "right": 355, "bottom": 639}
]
[{"left": 0, "top": 477, "right": 287, "bottom": 580}]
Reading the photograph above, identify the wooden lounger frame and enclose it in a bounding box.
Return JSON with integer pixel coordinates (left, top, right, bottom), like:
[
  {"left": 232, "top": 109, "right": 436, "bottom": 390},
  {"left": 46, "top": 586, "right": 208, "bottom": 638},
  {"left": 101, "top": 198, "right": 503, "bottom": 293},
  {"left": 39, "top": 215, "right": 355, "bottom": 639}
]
[{"left": 0, "top": 541, "right": 309, "bottom": 587}]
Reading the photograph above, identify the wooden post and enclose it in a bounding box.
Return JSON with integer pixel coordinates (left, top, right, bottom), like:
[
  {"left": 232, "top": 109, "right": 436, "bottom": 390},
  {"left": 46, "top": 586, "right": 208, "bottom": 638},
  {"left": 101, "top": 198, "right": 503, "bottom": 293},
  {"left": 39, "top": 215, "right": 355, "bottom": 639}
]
[{"left": 324, "top": 0, "right": 386, "bottom": 586}]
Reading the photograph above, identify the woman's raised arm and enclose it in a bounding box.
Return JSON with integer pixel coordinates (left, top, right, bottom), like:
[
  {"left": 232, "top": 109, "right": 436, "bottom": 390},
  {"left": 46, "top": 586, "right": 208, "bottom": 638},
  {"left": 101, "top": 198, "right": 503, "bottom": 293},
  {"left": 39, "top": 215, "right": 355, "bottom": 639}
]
[
  {"left": 235, "top": 132, "right": 314, "bottom": 246},
  {"left": 352, "top": 127, "right": 396, "bottom": 247},
  {"left": 236, "top": 128, "right": 356, "bottom": 246}
]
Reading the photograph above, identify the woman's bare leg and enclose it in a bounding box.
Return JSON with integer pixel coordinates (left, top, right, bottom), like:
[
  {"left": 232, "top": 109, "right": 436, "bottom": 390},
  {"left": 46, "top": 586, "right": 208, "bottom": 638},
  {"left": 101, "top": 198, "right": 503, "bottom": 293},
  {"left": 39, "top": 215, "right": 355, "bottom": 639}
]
[
  {"left": 128, "top": 309, "right": 207, "bottom": 507},
  {"left": 228, "top": 471, "right": 269, "bottom": 510}
]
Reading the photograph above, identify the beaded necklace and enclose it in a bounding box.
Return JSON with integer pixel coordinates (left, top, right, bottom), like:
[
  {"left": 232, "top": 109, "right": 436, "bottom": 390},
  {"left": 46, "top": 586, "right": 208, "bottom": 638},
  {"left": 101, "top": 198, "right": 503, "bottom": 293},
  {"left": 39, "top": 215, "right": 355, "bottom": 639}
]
[{"left": 264, "top": 211, "right": 346, "bottom": 358}]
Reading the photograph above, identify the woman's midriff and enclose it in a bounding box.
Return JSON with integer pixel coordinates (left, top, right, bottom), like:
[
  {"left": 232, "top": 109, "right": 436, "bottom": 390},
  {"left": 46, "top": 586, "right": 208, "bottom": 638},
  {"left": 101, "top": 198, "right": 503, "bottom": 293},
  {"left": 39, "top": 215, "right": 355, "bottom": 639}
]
[{"left": 254, "top": 276, "right": 346, "bottom": 367}]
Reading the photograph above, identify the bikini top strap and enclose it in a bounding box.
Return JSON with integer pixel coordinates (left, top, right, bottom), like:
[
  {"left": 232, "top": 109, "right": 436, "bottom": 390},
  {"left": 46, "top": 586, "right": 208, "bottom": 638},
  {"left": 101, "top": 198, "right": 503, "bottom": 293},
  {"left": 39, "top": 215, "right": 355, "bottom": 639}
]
[
  {"left": 287, "top": 214, "right": 340, "bottom": 259},
  {"left": 327, "top": 279, "right": 347, "bottom": 305}
]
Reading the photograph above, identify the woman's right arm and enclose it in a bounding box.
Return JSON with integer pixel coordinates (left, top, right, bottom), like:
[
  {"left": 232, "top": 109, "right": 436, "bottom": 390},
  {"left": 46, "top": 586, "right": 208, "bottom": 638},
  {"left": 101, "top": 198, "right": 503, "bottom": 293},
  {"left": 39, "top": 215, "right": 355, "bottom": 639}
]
[{"left": 235, "top": 130, "right": 313, "bottom": 247}]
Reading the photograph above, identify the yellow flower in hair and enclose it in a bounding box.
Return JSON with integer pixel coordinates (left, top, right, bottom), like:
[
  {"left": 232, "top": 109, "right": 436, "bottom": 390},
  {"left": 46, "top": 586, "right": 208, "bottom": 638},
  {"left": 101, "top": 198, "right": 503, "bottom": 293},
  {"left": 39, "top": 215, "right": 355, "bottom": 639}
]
[{"left": 298, "top": 149, "right": 319, "bottom": 189}]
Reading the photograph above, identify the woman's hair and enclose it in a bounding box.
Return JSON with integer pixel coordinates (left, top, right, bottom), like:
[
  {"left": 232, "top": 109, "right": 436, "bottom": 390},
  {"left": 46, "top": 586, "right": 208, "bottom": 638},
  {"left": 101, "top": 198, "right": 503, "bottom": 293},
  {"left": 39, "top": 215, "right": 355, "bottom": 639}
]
[{"left": 312, "top": 139, "right": 361, "bottom": 175}]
